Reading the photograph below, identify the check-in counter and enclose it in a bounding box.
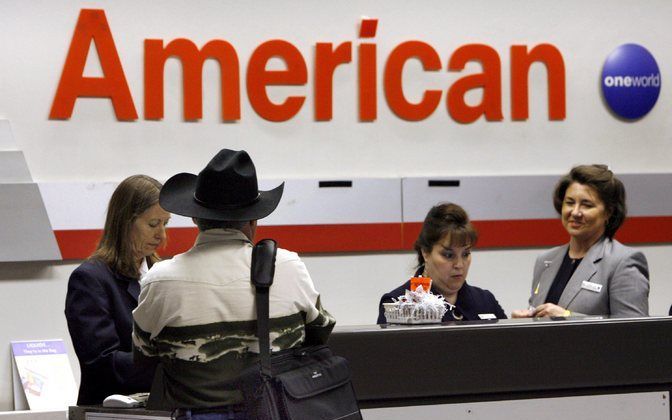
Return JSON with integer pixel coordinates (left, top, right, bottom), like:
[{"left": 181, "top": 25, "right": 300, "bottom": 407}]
[
  {"left": 70, "top": 316, "right": 672, "bottom": 419},
  {"left": 329, "top": 316, "right": 672, "bottom": 409}
]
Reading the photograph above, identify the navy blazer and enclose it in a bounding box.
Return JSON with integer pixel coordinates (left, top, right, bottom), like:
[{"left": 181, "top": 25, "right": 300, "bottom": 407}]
[
  {"left": 377, "top": 276, "right": 507, "bottom": 324},
  {"left": 65, "top": 259, "right": 155, "bottom": 405}
]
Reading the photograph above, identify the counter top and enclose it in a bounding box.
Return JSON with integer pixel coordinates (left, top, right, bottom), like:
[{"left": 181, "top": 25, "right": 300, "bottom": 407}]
[{"left": 328, "top": 316, "right": 672, "bottom": 406}]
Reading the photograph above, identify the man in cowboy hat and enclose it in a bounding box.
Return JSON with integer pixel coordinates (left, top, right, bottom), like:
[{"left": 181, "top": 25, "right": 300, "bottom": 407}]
[{"left": 132, "top": 149, "right": 335, "bottom": 418}]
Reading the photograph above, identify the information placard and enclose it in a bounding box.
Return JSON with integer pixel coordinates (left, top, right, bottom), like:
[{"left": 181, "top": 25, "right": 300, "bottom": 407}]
[{"left": 11, "top": 339, "right": 77, "bottom": 410}]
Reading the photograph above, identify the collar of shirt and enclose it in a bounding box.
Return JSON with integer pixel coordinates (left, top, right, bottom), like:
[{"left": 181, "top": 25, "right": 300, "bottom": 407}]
[
  {"left": 194, "top": 228, "right": 253, "bottom": 247},
  {"left": 138, "top": 257, "right": 149, "bottom": 277}
]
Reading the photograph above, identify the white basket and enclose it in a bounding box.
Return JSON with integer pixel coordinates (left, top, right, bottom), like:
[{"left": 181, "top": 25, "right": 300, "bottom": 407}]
[{"left": 383, "top": 302, "right": 446, "bottom": 324}]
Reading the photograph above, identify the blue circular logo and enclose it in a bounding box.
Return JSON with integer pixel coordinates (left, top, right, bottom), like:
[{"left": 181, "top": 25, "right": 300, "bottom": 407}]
[{"left": 601, "top": 44, "right": 661, "bottom": 120}]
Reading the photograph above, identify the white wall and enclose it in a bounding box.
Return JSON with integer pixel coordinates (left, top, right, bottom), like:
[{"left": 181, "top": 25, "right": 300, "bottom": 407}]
[
  {"left": 1, "top": 0, "right": 671, "bottom": 412},
  {"left": 1, "top": 0, "right": 672, "bottom": 181}
]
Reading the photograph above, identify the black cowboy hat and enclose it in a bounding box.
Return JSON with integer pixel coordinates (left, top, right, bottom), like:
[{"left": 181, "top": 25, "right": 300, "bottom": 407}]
[{"left": 159, "top": 149, "right": 284, "bottom": 221}]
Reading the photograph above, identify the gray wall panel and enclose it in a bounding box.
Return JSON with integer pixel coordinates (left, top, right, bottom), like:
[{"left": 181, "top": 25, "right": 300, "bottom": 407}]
[
  {"left": 0, "top": 151, "right": 33, "bottom": 183},
  {"left": 0, "top": 184, "right": 61, "bottom": 261}
]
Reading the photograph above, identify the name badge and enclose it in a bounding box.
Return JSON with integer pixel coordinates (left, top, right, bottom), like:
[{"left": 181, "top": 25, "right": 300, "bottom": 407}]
[
  {"left": 581, "top": 280, "right": 603, "bottom": 293},
  {"left": 478, "top": 313, "right": 497, "bottom": 320}
]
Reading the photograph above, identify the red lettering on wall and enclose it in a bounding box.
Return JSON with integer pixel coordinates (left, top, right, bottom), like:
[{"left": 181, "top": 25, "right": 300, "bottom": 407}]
[
  {"left": 358, "top": 43, "right": 377, "bottom": 122},
  {"left": 511, "top": 44, "right": 566, "bottom": 120},
  {"left": 50, "top": 11, "right": 567, "bottom": 125},
  {"left": 50, "top": 9, "right": 137, "bottom": 121},
  {"left": 315, "top": 43, "right": 352, "bottom": 121},
  {"left": 246, "top": 40, "right": 307, "bottom": 122},
  {"left": 144, "top": 39, "right": 240, "bottom": 121},
  {"left": 358, "top": 18, "right": 378, "bottom": 121},
  {"left": 384, "top": 41, "right": 442, "bottom": 121},
  {"left": 448, "top": 44, "right": 503, "bottom": 124}
]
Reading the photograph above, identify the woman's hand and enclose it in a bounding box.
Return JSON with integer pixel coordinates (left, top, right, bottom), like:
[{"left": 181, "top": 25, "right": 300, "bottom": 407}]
[
  {"left": 511, "top": 309, "right": 534, "bottom": 318},
  {"left": 512, "top": 303, "right": 570, "bottom": 318},
  {"left": 532, "top": 303, "right": 569, "bottom": 317}
]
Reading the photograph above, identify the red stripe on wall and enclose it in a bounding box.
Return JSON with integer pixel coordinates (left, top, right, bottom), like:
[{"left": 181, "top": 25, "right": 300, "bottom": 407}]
[
  {"left": 53, "top": 223, "right": 404, "bottom": 260},
  {"left": 617, "top": 216, "right": 672, "bottom": 244},
  {"left": 162, "top": 223, "right": 404, "bottom": 255},
  {"left": 54, "top": 229, "right": 101, "bottom": 260},
  {"left": 404, "top": 216, "right": 672, "bottom": 249},
  {"left": 256, "top": 223, "right": 403, "bottom": 253},
  {"left": 162, "top": 227, "right": 199, "bottom": 255},
  {"left": 53, "top": 216, "right": 672, "bottom": 260},
  {"left": 53, "top": 228, "right": 201, "bottom": 260},
  {"left": 403, "top": 219, "right": 568, "bottom": 249}
]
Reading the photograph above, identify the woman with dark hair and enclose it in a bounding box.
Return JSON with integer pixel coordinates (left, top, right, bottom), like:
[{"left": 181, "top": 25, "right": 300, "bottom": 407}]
[
  {"left": 377, "top": 203, "right": 506, "bottom": 324},
  {"left": 65, "top": 175, "right": 170, "bottom": 404},
  {"left": 512, "top": 165, "right": 649, "bottom": 318}
]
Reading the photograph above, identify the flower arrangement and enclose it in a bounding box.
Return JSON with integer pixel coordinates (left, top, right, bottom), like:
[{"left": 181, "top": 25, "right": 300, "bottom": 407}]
[{"left": 383, "top": 283, "right": 449, "bottom": 324}]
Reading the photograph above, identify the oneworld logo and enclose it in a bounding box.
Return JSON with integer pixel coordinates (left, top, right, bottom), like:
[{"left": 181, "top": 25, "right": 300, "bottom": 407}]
[
  {"left": 601, "top": 44, "right": 661, "bottom": 120},
  {"left": 604, "top": 74, "right": 660, "bottom": 88}
]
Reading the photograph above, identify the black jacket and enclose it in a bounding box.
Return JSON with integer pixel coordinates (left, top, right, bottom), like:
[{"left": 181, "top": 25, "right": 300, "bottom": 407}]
[
  {"left": 377, "top": 269, "right": 507, "bottom": 324},
  {"left": 65, "top": 259, "right": 155, "bottom": 405}
]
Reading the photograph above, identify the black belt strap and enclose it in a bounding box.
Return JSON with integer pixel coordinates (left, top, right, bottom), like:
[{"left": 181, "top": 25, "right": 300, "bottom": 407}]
[{"left": 250, "top": 239, "right": 278, "bottom": 378}]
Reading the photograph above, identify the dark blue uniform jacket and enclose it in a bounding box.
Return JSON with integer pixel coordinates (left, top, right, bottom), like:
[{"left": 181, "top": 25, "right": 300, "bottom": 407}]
[
  {"left": 65, "top": 260, "right": 155, "bottom": 404},
  {"left": 377, "top": 272, "right": 507, "bottom": 324}
]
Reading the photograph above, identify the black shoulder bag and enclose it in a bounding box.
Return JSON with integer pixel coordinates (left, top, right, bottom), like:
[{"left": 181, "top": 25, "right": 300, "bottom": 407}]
[{"left": 239, "top": 239, "right": 362, "bottom": 420}]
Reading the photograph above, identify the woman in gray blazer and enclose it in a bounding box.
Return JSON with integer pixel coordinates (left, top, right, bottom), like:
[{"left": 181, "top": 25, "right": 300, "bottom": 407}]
[{"left": 512, "top": 165, "right": 649, "bottom": 318}]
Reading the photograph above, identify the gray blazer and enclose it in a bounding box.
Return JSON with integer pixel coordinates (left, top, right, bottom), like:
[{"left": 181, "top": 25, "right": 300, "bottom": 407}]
[{"left": 529, "top": 237, "right": 649, "bottom": 316}]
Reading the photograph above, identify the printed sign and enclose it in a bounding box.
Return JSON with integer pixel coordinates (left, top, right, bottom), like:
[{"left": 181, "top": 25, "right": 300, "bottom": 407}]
[{"left": 11, "top": 340, "right": 77, "bottom": 410}]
